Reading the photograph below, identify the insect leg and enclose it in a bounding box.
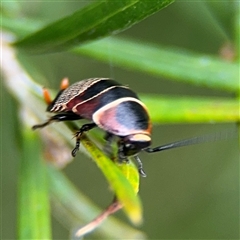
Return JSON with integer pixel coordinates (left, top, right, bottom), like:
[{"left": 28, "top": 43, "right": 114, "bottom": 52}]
[
  {"left": 134, "top": 155, "right": 147, "bottom": 177},
  {"left": 72, "top": 122, "right": 97, "bottom": 157},
  {"left": 32, "top": 112, "right": 82, "bottom": 130}
]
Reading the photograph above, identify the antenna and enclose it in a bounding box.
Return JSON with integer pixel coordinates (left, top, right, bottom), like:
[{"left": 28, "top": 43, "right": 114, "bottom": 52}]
[{"left": 145, "top": 130, "right": 237, "bottom": 153}]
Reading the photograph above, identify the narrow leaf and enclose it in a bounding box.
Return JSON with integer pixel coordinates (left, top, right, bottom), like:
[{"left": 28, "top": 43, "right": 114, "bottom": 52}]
[
  {"left": 14, "top": 0, "right": 174, "bottom": 53},
  {"left": 4, "top": 15, "right": 238, "bottom": 93},
  {"left": 18, "top": 123, "right": 51, "bottom": 239},
  {"left": 48, "top": 165, "right": 146, "bottom": 239},
  {"left": 73, "top": 37, "right": 239, "bottom": 93},
  {"left": 73, "top": 158, "right": 144, "bottom": 237},
  {"left": 80, "top": 134, "right": 142, "bottom": 225},
  {"left": 140, "top": 94, "right": 240, "bottom": 123}
]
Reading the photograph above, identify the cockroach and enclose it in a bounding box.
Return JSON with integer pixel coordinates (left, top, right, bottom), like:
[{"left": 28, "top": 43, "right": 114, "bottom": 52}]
[{"left": 33, "top": 78, "right": 230, "bottom": 176}]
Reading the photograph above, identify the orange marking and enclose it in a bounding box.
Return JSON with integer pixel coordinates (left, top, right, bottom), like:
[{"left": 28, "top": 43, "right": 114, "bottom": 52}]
[
  {"left": 60, "top": 77, "right": 69, "bottom": 90},
  {"left": 43, "top": 87, "right": 52, "bottom": 105}
]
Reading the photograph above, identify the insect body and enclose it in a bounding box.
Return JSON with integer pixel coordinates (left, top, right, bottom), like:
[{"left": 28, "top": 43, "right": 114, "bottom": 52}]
[
  {"left": 33, "top": 78, "right": 152, "bottom": 176},
  {"left": 33, "top": 78, "right": 219, "bottom": 176}
]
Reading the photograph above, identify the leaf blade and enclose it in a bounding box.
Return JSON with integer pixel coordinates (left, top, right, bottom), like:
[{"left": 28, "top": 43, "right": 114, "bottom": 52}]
[
  {"left": 80, "top": 134, "right": 142, "bottom": 225},
  {"left": 73, "top": 37, "right": 239, "bottom": 93},
  {"left": 18, "top": 125, "right": 51, "bottom": 239},
  {"left": 47, "top": 165, "right": 146, "bottom": 239},
  {"left": 140, "top": 94, "right": 240, "bottom": 123},
  {"left": 14, "top": 0, "right": 174, "bottom": 53}
]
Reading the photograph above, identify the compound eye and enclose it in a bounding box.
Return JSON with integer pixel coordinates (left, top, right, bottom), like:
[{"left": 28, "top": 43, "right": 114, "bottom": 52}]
[
  {"left": 125, "top": 143, "right": 135, "bottom": 150},
  {"left": 122, "top": 142, "right": 138, "bottom": 157}
]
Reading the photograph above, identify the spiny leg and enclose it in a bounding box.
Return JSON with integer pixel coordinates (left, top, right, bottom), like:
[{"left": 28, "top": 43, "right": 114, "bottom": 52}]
[{"left": 72, "top": 122, "right": 97, "bottom": 157}]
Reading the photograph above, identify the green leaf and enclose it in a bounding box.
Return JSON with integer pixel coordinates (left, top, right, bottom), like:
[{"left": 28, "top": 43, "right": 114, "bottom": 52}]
[
  {"left": 14, "top": 0, "right": 174, "bottom": 53},
  {"left": 2, "top": 16, "right": 44, "bottom": 38},
  {"left": 73, "top": 37, "right": 239, "bottom": 93},
  {"left": 141, "top": 94, "right": 240, "bottom": 123},
  {"left": 80, "top": 134, "right": 142, "bottom": 225},
  {"left": 47, "top": 165, "right": 146, "bottom": 239},
  {"left": 18, "top": 125, "right": 51, "bottom": 239}
]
